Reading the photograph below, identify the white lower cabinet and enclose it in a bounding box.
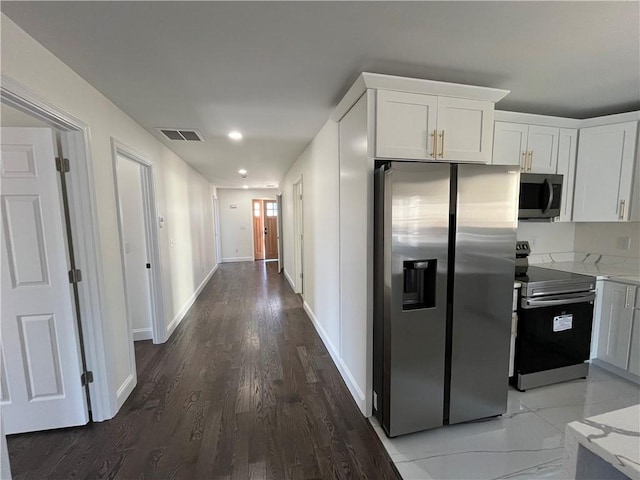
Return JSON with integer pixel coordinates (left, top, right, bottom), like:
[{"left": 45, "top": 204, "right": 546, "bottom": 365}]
[
  {"left": 596, "top": 280, "right": 638, "bottom": 373},
  {"left": 628, "top": 292, "right": 640, "bottom": 376}
]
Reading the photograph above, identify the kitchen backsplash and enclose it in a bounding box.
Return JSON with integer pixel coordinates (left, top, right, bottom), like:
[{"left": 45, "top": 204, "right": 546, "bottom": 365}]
[{"left": 517, "top": 221, "right": 640, "bottom": 266}]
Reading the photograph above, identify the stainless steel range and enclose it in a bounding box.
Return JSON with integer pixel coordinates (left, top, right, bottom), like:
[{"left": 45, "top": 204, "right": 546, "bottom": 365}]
[{"left": 513, "top": 241, "right": 596, "bottom": 390}]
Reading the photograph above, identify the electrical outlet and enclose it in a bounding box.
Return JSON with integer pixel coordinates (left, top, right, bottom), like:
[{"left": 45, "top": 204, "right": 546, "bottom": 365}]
[
  {"left": 530, "top": 236, "right": 537, "bottom": 248},
  {"left": 616, "top": 236, "right": 631, "bottom": 251}
]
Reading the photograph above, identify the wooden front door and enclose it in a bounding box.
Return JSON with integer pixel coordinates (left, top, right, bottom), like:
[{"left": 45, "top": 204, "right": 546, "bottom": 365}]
[
  {"left": 264, "top": 200, "right": 278, "bottom": 260},
  {"left": 252, "top": 199, "right": 264, "bottom": 260}
]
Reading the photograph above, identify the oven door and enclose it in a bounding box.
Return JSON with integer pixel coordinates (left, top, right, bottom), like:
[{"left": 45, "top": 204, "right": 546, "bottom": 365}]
[
  {"left": 515, "top": 293, "right": 595, "bottom": 375},
  {"left": 519, "top": 173, "right": 562, "bottom": 219}
]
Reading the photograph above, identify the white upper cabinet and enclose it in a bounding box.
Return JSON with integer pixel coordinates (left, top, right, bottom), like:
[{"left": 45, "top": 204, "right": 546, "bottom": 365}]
[
  {"left": 376, "top": 90, "right": 438, "bottom": 160},
  {"left": 573, "top": 121, "right": 638, "bottom": 222},
  {"left": 492, "top": 122, "right": 528, "bottom": 167},
  {"left": 376, "top": 90, "right": 494, "bottom": 163},
  {"left": 492, "top": 122, "right": 559, "bottom": 173},
  {"left": 436, "top": 96, "right": 494, "bottom": 163},
  {"left": 556, "top": 128, "right": 578, "bottom": 222},
  {"left": 527, "top": 126, "right": 559, "bottom": 174}
]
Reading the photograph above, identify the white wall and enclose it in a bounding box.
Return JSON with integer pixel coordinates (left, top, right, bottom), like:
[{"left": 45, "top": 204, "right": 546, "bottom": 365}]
[
  {"left": 217, "top": 188, "right": 276, "bottom": 262},
  {"left": 575, "top": 222, "right": 640, "bottom": 258},
  {"left": 517, "top": 221, "right": 640, "bottom": 260},
  {"left": 1, "top": 15, "right": 217, "bottom": 419},
  {"left": 281, "top": 120, "right": 356, "bottom": 405},
  {"left": 517, "top": 222, "right": 576, "bottom": 255}
]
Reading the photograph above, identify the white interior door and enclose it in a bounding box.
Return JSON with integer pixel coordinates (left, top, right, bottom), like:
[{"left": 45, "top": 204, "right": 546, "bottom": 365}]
[
  {"left": 1, "top": 127, "right": 88, "bottom": 434},
  {"left": 116, "top": 155, "right": 153, "bottom": 342}
]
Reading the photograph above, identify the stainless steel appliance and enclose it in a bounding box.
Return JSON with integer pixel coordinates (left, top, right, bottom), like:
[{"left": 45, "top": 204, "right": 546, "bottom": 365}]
[
  {"left": 519, "top": 173, "right": 563, "bottom": 220},
  {"left": 513, "top": 241, "right": 596, "bottom": 391},
  {"left": 373, "top": 162, "right": 519, "bottom": 437}
]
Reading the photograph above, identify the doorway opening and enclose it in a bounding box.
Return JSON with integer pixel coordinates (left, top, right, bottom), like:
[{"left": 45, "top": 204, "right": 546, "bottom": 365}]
[
  {"left": 252, "top": 198, "right": 279, "bottom": 262},
  {"left": 111, "top": 140, "right": 165, "bottom": 351},
  {"left": 292, "top": 177, "right": 304, "bottom": 295},
  {"left": 0, "top": 82, "right": 115, "bottom": 438}
]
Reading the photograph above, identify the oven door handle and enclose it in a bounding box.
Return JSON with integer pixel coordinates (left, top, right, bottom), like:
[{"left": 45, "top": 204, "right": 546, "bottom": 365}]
[{"left": 521, "top": 291, "right": 595, "bottom": 309}]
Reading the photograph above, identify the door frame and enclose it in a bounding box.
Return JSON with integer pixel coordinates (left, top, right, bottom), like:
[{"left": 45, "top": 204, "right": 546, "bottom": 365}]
[
  {"left": 1, "top": 75, "right": 112, "bottom": 421},
  {"left": 213, "top": 196, "right": 222, "bottom": 265},
  {"left": 276, "top": 194, "right": 284, "bottom": 272},
  {"left": 111, "top": 139, "right": 165, "bottom": 347},
  {"left": 292, "top": 176, "right": 304, "bottom": 295},
  {"left": 251, "top": 198, "right": 265, "bottom": 261}
]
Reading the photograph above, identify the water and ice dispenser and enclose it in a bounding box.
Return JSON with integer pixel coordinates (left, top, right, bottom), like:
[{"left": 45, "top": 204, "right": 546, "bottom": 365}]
[{"left": 402, "top": 260, "right": 437, "bottom": 310}]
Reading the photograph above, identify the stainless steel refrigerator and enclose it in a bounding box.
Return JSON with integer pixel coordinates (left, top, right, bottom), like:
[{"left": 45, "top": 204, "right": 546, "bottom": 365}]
[{"left": 373, "top": 161, "right": 519, "bottom": 437}]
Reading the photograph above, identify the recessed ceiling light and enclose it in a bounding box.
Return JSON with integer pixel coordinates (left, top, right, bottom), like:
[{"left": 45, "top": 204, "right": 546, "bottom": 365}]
[
  {"left": 243, "top": 185, "right": 249, "bottom": 189},
  {"left": 238, "top": 169, "right": 247, "bottom": 176},
  {"left": 229, "top": 131, "right": 243, "bottom": 140}
]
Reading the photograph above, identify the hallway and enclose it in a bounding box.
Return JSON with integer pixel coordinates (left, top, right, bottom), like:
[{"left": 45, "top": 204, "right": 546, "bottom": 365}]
[{"left": 7, "top": 262, "right": 398, "bottom": 479}]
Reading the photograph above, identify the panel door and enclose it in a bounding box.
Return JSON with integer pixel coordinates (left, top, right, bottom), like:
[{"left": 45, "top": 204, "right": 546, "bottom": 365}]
[
  {"left": 573, "top": 122, "right": 638, "bottom": 222},
  {"left": 492, "top": 122, "right": 528, "bottom": 167},
  {"left": 596, "top": 281, "right": 634, "bottom": 370},
  {"left": 436, "top": 97, "right": 494, "bottom": 163},
  {"left": 628, "top": 292, "right": 640, "bottom": 376},
  {"left": 116, "top": 155, "right": 153, "bottom": 340},
  {"left": 556, "top": 128, "right": 578, "bottom": 222},
  {"left": 252, "top": 199, "right": 264, "bottom": 260},
  {"left": 376, "top": 90, "right": 438, "bottom": 160},
  {"left": 264, "top": 200, "right": 278, "bottom": 260},
  {"left": 1, "top": 127, "right": 88, "bottom": 434},
  {"left": 527, "top": 125, "right": 559, "bottom": 174}
]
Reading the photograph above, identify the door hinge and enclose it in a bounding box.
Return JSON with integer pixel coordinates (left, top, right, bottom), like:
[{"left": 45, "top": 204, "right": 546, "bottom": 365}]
[
  {"left": 55, "top": 157, "right": 70, "bottom": 173},
  {"left": 81, "top": 371, "right": 94, "bottom": 386},
  {"left": 68, "top": 269, "right": 82, "bottom": 283}
]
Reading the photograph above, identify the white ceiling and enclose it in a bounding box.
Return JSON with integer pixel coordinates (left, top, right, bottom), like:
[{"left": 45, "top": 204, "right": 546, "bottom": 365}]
[{"left": 2, "top": 2, "right": 638, "bottom": 187}]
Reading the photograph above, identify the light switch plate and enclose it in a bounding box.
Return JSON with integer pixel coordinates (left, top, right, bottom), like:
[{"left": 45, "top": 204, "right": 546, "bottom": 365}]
[{"left": 616, "top": 236, "right": 631, "bottom": 250}]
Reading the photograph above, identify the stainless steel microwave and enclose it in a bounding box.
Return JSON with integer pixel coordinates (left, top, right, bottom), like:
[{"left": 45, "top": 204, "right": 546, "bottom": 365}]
[{"left": 519, "top": 173, "right": 563, "bottom": 220}]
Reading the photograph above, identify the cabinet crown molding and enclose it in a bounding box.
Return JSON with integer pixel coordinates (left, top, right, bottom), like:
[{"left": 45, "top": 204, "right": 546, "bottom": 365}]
[
  {"left": 495, "top": 110, "right": 640, "bottom": 129},
  {"left": 331, "top": 72, "right": 510, "bottom": 122}
]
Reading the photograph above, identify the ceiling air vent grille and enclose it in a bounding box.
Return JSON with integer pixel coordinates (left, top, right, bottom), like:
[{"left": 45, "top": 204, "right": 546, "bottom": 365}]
[{"left": 157, "top": 128, "right": 204, "bottom": 142}]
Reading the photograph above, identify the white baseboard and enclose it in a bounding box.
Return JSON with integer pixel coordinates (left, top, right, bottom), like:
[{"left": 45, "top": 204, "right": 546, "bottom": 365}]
[
  {"left": 132, "top": 328, "right": 153, "bottom": 341},
  {"left": 284, "top": 268, "right": 296, "bottom": 291},
  {"left": 166, "top": 264, "right": 218, "bottom": 339},
  {"left": 220, "top": 256, "right": 254, "bottom": 263},
  {"left": 115, "top": 373, "right": 136, "bottom": 411},
  {"left": 302, "top": 301, "right": 367, "bottom": 415}
]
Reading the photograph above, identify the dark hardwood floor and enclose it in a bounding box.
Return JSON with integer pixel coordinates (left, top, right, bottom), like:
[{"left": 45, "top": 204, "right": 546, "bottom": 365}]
[{"left": 8, "top": 261, "right": 399, "bottom": 479}]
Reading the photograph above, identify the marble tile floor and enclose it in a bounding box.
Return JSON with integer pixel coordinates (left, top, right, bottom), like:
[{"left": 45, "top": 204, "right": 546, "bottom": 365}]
[{"left": 371, "top": 365, "right": 640, "bottom": 480}]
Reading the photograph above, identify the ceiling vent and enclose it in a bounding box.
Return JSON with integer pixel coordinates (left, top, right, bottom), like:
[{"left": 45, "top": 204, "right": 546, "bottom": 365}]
[{"left": 157, "top": 128, "right": 204, "bottom": 142}]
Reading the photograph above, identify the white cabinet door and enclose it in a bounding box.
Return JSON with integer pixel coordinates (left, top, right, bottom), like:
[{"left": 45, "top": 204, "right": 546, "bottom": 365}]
[
  {"left": 376, "top": 90, "right": 438, "bottom": 160},
  {"left": 628, "top": 293, "right": 640, "bottom": 377},
  {"left": 596, "top": 281, "right": 635, "bottom": 370},
  {"left": 527, "top": 125, "right": 559, "bottom": 174},
  {"left": 573, "top": 122, "right": 638, "bottom": 222},
  {"left": 436, "top": 97, "right": 494, "bottom": 163},
  {"left": 492, "top": 122, "right": 528, "bottom": 167},
  {"left": 556, "top": 128, "right": 578, "bottom": 222},
  {"left": 1, "top": 128, "right": 88, "bottom": 434}
]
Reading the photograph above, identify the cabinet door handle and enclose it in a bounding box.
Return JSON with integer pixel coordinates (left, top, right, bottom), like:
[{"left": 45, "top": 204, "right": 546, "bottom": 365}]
[
  {"left": 619, "top": 199, "right": 626, "bottom": 220},
  {"left": 521, "top": 151, "right": 527, "bottom": 171},
  {"left": 431, "top": 130, "right": 437, "bottom": 158},
  {"left": 624, "top": 286, "right": 631, "bottom": 308},
  {"left": 528, "top": 151, "right": 534, "bottom": 171},
  {"left": 438, "top": 130, "right": 445, "bottom": 158}
]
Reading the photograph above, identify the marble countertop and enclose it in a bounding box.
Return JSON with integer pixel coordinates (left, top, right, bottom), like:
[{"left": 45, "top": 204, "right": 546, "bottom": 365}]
[
  {"left": 534, "top": 261, "right": 640, "bottom": 285},
  {"left": 563, "top": 404, "right": 640, "bottom": 479}
]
